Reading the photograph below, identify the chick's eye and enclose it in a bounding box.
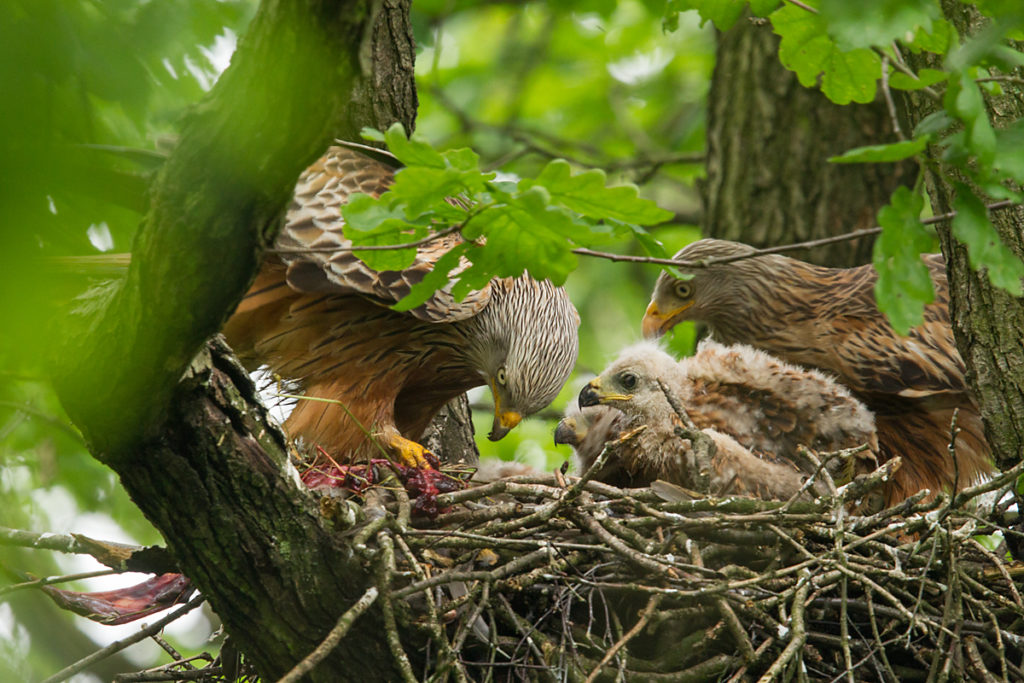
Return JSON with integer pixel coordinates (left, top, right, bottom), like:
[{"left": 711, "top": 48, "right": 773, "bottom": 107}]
[
  {"left": 496, "top": 367, "right": 508, "bottom": 385},
  {"left": 620, "top": 372, "right": 637, "bottom": 390},
  {"left": 674, "top": 281, "right": 694, "bottom": 299}
]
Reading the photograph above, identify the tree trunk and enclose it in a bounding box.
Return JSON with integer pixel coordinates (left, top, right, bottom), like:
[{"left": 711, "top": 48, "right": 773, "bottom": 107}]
[
  {"left": 899, "top": 1, "right": 1024, "bottom": 470},
  {"left": 705, "top": 16, "right": 915, "bottom": 266},
  {"left": 49, "top": 0, "right": 441, "bottom": 679},
  {"left": 116, "top": 339, "right": 401, "bottom": 681}
]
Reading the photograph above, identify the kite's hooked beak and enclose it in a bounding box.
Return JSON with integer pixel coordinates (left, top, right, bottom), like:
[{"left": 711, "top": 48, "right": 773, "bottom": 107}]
[
  {"left": 488, "top": 410, "right": 522, "bottom": 441},
  {"left": 488, "top": 380, "right": 523, "bottom": 441},
  {"left": 641, "top": 300, "right": 693, "bottom": 339}
]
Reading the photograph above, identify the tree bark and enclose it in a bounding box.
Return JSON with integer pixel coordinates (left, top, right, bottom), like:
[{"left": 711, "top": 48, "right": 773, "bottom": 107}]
[
  {"left": 704, "top": 16, "right": 915, "bottom": 266},
  {"left": 54, "top": 0, "right": 418, "bottom": 461},
  {"left": 116, "top": 338, "right": 401, "bottom": 681},
  {"left": 49, "top": 0, "right": 436, "bottom": 679},
  {"left": 899, "top": 1, "right": 1024, "bottom": 470}
]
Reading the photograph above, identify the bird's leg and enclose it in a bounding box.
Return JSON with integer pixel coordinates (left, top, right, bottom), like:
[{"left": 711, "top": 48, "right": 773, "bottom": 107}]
[{"left": 383, "top": 432, "right": 438, "bottom": 469}]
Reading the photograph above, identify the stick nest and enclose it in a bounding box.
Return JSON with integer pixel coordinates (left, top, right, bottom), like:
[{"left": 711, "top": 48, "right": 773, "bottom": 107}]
[{"left": 331, "top": 457, "right": 1024, "bottom": 682}]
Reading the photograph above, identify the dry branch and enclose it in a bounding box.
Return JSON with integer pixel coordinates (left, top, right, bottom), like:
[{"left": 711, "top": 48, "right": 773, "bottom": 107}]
[{"left": 53, "top": 462, "right": 1024, "bottom": 682}]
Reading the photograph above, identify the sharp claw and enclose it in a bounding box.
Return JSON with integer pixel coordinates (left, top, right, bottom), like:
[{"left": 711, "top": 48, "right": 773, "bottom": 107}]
[{"left": 389, "top": 435, "right": 435, "bottom": 468}]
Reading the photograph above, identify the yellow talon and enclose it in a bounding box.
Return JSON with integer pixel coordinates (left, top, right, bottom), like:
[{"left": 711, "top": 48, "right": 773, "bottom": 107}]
[{"left": 388, "top": 434, "right": 432, "bottom": 468}]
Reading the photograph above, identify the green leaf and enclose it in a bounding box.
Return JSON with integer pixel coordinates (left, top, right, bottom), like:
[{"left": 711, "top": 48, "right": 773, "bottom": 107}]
[
  {"left": 625, "top": 223, "right": 670, "bottom": 259},
  {"left": 970, "top": 0, "right": 1024, "bottom": 19},
  {"left": 951, "top": 184, "right": 1024, "bottom": 296},
  {"left": 829, "top": 136, "right": 929, "bottom": 163},
  {"left": 820, "top": 0, "right": 940, "bottom": 51},
  {"left": 688, "top": 0, "right": 746, "bottom": 30},
  {"left": 521, "top": 159, "right": 672, "bottom": 225},
  {"left": 949, "top": 74, "right": 984, "bottom": 121},
  {"left": 443, "top": 147, "right": 482, "bottom": 172},
  {"left": 888, "top": 67, "right": 948, "bottom": 91},
  {"left": 360, "top": 127, "right": 386, "bottom": 142},
  {"left": 340, "top": 193, "right": 406, "bottom": 231},
  {"left": 873, "top": 186, "right": 935, "bottom": 334},
  {"left": 384, "top": 122, "right": 445, "bottom": 169},
  {"left": 993, "top": 120, "right": 1024, "bottom": 183},
  {"left": 392, "top": 245, "right": 470, "bottom": 312},
  {"left": 904, "top": 18, "right": 954, "bottom": 54},
  {"left": 750, "top": 0, "right": 781, "bottom": 17},
  {"left": 772, "top": 4, "right": 880, "bottom": 104},
  {"left": 352, "top": 242, "right": 418, "bottom": 272},
  {"left": 987, "top": 45, "right": 1024, "bottom": 71},
  {"left": 464, "top": 187, "right": 581, "bottom": 285},
  {"left": 945, "top": 73, "right": 997, "bottom": 166},
  {"left": 914, "top": 110, "right": 954, "bottom": 137},
  {"left": 389, "top": 166, "right": 481, "bottom": 218}
]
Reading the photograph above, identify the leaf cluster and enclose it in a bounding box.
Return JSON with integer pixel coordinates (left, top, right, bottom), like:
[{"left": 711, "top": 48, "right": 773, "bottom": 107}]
[
  {"left": 666, "top": 0, "right": 1024, "bottom": 333},
  {"left": 344, "top": 124, "right": 672, "bottom": 312}
]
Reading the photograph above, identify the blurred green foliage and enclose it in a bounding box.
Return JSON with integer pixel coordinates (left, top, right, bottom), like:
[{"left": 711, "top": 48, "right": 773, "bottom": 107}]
[
  {"left": 0, "top": 1, "right": 706, "bottom": 677},
  {"left": 6, "top": 0, "right": 1024, "bottom": 678}
]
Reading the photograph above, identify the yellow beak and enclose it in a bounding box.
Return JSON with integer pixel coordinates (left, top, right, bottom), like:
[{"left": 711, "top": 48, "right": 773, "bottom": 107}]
[
  {"left": 489, "top": 410, "right": 522, "bottom": 441},
  {"left": 641, "top": 300, "right": 692, "bottom": 339},
  {"left": 579, "top": 379, "right": 632, "bottom": 407}
]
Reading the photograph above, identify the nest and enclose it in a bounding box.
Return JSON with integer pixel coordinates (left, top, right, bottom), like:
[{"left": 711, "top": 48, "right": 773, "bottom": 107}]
[{"left": 306, "top": 454, "right": 1024, "bottom": 682}]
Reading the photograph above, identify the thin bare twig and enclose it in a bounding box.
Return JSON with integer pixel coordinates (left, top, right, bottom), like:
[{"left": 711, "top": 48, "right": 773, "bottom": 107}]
[
  {"left": 583, "top": 593, "right": 663, "bottom": 683},
  {"left": 41, "top": 596, "right": 206, "bottom": 683},
  {"left": 276, "top": 586, "right": 379, "bottom": 683}
]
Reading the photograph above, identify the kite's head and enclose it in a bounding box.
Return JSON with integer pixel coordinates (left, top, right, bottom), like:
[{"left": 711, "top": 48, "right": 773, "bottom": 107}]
[{"left": 467, "top": 276, "right": 580, "bottom": 441}]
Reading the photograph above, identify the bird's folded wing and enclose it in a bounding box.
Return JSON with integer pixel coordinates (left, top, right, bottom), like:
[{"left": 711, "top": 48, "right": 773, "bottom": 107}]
[
  {"left": 827, "top": 307, "right": 969, "bottom": 407},
  {"left": 276, "top": 145, "right": 491, "bottom": 323}
]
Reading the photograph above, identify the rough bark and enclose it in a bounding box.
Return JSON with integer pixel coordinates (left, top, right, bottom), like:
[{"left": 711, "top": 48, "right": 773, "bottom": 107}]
[
  {"left": 48, "top": 0, "right": 439, "bottom": 679},
  {"left": 116, "top": 338, "right": 399, "bottom": 681},
  {"left": 705, "top": 16, "right": 915, "bottom": 266},
  {"left": 53, "top": 0, "right": 418, "bottom": 461},
  {"left": 423, "top": 393, "right": 480, "bottom": 468},
  {"left": 899, "top": 1, "right": 1024, "bottom": 470}
]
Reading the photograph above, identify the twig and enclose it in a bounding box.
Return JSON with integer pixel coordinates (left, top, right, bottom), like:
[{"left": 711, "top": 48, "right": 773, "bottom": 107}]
[
  {"left": 0, "top": 569, "right": 118, "bottom": 596},
  {"left": 276, "top": 586, "right": 379, "bottom": 683},
  {"left": 375, "top": 532, "right": 418, "bottom": 683},
  {"left": 41, "top": 595, "right": 206, "bottom": 683},
  {"left": 573, "top": 200, "right": 1017, "bottom": 269},
  {"left": 880, "top": 55, "right": 906, "bottom": 141},
  {"left": 393, "top": 534, "right": 469, "bottom": 683},
  {"left": 583, "top": 593, "right": 663, "bottom": 683},
  {"left": 269, "top": 224, "right": 463, "bottom": 255},
  {"left": 865, "top": 589, "right": 900, "bottom": 683},
  {"left": 757, "top": 570, "right": 811, "bottom": 683},
  {"left": 656, "top": 378, "right": 714, "bottom": 492}
]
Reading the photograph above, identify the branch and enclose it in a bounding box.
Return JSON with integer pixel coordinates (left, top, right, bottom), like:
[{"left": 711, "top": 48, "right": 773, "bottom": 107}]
[
  {"left": 276, "top": 586, "right": 380, "bottom": 683},
  {"left": 0, "top": 526, "right": 174, "bottom": 573},
  {"left": 40, "top": 595, "right": 206, "bottom": 683}
]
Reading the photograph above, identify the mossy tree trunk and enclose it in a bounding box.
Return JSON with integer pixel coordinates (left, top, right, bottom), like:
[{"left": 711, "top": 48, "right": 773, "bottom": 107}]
[
  {"left": 704, "top": 16, "right": 915, "bottom": 267},
  {"left": 899, "top": 1, "right": 1024, "bottom": 470},
  {"left": 50, "top": 0, "right": 434, "bottom": 679}
]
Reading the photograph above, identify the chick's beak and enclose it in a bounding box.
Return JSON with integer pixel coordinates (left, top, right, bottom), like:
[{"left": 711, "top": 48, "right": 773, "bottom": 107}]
[
  {"left": 488, "top": 410, "right": 522, "bottom": 441},
  {"left": 553, "top": 417, "right": 580, "bottom": 447},
  {"left": 578, "top": 381, "right": 602, "bottom": 408}
]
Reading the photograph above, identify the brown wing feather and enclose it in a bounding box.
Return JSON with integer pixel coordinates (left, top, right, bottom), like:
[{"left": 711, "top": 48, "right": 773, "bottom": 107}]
[
  {"left": 275, "top": 145, "right": 491, "bottom": 323},
  {"left": 685, "top": 378, "right": 812, "bottom": 459},
  {"left": 815, "top": 258, "right": 968, "bottom": 405}
]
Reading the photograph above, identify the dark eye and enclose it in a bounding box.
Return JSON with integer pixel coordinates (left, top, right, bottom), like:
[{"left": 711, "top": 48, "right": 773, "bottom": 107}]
[
  {"left": 674, "top": 281, "right": 694, "bottom": 299},
  {"left": 620, "top": 372, "right": 637, "bottom": 390}
]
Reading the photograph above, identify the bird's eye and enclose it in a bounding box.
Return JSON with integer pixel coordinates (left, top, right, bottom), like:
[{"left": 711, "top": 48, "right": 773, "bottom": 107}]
[
  {"left": 674, "top": 281, "right": 694, "bottom": 299},
  {"left": 496, "top": 367, "right": 508, "bottom": 385},
  {"left": 620, "top": 372, "right": 637, "bottom": 390}
]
